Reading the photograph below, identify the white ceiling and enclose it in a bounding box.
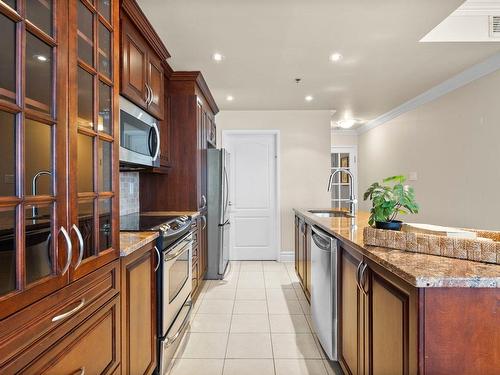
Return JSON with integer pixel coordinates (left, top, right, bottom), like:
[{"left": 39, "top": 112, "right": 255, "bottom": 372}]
[{"left": 138, "top": 0, "right": 500, "bottom": 124}]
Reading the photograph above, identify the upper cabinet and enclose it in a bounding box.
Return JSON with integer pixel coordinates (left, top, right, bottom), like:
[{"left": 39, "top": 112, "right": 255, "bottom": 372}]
[
  {"left": 120, "top": 0, "right": 169, "bottom": 120},
  {"left": 68, "top": 0, "right": 120, "bottom": 281},
  {"left": 0, "top": 0, "right": 70, "bottom": 319}
]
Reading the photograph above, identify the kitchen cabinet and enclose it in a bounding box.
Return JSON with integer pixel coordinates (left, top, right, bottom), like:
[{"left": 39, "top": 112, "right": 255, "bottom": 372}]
[
  {"left": 120, "top": 239, "right": 158, "bottom": 375},
  {"left": 338, "top": 241, "right": 418, "bottom": 375},
  {"left": 0, "top": 261, "right": 120, "bottom": 372},
  {"left": 68, "top": 0, "right": 120, "bottom": 282},
  {"left": 140, "top": 71, "right": 219, "bottom": 212},
  {"left": 0, "top": 0, "right": 119, "bottom": 319},
  {"left": 159, "top": 87, "right": 172, "bottom": 167},
  {"left": 120, "top": 0, "right": 169, "bottom": 120},
  {"left": 294, "top": 215, "right": 311, "bottom": 299},
  {"left": 191, "top": 215, "right": 207, "bottom": 300}
]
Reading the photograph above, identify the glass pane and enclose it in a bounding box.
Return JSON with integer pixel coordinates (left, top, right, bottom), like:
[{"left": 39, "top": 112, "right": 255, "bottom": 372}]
[
  {"left": 25, "top": 120, "right": 52, "bottom": 196},
  {"left": 98, "top": 140, "right": 112, "bottom": 192},
  {"left": 98, "top": 198, "right": 112, "bottom": 252},
  {"left": 78, "top": 0, "right": 94, "bottom": 66},
  {"left": 78, "top": 67, "right": 94, "bottom": 129},
  {"left": 26, "top": 33, "right": 52, "bottom": 113},
  {"left": 98, "top": 22, "right": 111, "bottom": 78},
  {"left": 0, "top": 207, "right": 16, "bottom": 296},
  {"left": 0, "top": 111, "right": 16, "bottom": 196},
  {"left": 0, "top": 14, "right": 16, "bottom": 103},
  {"left": 98, "top": 81, "right": 111, "bottom": 134},
  {"left": 78, "top": 200, "right": 95, "bottom": 260},
  {"left": 25, "top": 205, "right": 52, "bottom": 284},
  {"left": 98, "top": 0, "right": 111, "bottom": 23},
  {"left": 27, "top": 0, "right": 53, "bottom": 36},
  {"left": 77, "top": 134, "right": 94, "bottom": 192}
]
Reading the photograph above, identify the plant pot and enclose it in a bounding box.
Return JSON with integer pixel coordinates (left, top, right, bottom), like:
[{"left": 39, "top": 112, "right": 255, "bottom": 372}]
[{"left": 375, "top": 220, "right": 403, "bottom": 231}]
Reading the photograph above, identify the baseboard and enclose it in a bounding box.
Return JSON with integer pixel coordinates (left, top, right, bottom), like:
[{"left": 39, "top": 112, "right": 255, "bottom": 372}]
[{"left": 279, "top": 251, "right": 295, "bottom": 262}]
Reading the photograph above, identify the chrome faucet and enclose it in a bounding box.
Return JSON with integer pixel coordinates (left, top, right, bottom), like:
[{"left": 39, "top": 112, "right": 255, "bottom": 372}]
[
  {"left": 31, "top": 170, "right": 52, "bottom": 218},
  {"left": 327, "top": 168, "right": 357, "bottom": 216}
]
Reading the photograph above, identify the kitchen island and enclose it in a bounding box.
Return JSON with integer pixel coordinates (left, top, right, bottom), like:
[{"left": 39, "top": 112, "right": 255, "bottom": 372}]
[{"left": 294, "top": 209, "right": 500, "bottom": 375}]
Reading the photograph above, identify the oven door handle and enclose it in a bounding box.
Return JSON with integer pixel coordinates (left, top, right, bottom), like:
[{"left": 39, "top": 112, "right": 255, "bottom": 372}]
[
  {"left": 165, "top": 242, "right": 190, "bottom": 262},
  {"left": 164, "top": 300, "right": 192, "bottom": 348}
]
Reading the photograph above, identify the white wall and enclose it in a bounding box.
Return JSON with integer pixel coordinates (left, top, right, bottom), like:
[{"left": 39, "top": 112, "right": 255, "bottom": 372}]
[
  {"left": 217, "top": 110, "right": 331, "bottom": 255},
  {"left": 358, "top": 69, "right": 500, "bottom": 230},
  {"left": 331, "top": 132, "right": 358, "bottom": 147}
]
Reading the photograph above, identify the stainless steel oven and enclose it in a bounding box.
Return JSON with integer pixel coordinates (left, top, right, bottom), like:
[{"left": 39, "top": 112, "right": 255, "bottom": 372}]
[
  {"left": 119, "top": 96, "right": 160, "bottom": 168},
  {"left": 159, "top": 232, "right": 193, "bottom": 374}
]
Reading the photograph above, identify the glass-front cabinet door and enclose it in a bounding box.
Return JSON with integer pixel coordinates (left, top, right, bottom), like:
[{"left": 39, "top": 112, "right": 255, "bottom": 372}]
[
  {"left": 68, "top": 0, "right": 118, "bottom": 280},
  {"left": 0, "top": 0, "right": 70, "bottom": 319}
]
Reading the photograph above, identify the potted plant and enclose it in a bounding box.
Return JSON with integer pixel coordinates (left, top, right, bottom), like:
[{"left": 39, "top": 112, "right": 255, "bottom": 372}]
[{"left": 363, "top": 175, "right": 419, "bottom": 230}]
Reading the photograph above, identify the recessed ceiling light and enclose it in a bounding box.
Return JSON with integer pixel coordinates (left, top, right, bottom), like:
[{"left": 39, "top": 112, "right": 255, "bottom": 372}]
[
  {"left": 305, "top": 95, "right": 314, "bottom": 102},
  {"left": 226, "top": 95, "right": 234, "bottom": 101},
  {"left": 35, "top": 55, "right": 48, "bottom": 62},
  {"left": 329, "top": 53, "right": 343, "bottom": 62},
  {"left": 212, "top": 52, "right": 224, "bottom": 62},
  {"left": 337, "top": 119, "right": 357, "bottom": 129}
]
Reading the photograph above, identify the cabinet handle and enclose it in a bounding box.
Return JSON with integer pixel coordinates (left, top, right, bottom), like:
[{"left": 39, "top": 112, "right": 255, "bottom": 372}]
[
  {"left": 52, "top": 298, "right": 85, "bottom": 322},
  {"left": 154, "top": 246, "right": 161, "bottom": 272},
  {"left": 76, "top": 367, "right": 85, "bottom": 375},
  {"left": 59, "top": 226, "right": 72, "bottom": 275},
  {"left": 72, "top": 224, "right": 84, "bottom": 270},
  {"left": 355, "top": 261, "right": 363, "bottom": 291},
  {"left": 360, "top": 263, "right": 369, "bottom": 295},
  {"left": 201, "top": 215, "right": 207, "bottom": 230},
  {"left": 145, "top": 83, "right": 151, "bottom": 104},
  {"left": 200, "top": 195, "right": 207, "bottom": 210}
]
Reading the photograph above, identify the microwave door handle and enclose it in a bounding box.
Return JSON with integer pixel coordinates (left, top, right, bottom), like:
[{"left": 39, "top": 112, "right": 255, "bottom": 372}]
[
  {"left": 152, "top": 123, "right": 160, "bottom": 160},
  {"left": 147, "top": 126, "right": 153, "bottom": 157}
]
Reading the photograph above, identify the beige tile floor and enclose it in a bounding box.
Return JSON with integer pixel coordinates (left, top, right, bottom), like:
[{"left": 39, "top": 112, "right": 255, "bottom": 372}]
[{"left": 166, "top": 261, "right": 342, "bottom": 375}]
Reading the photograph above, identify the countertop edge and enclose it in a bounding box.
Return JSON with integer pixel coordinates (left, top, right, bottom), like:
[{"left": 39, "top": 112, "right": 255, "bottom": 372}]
[
  {"left": 294, "top": 208, "right": 500, "bottom": 288},
  {"left": 120, "top": 231, "right": 159, "bottom": 257}
]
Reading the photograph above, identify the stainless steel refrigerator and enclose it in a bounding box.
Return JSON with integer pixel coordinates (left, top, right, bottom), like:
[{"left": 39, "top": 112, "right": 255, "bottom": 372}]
[{"left": 206, "top": 148, "right": 230, "bottom": 279}]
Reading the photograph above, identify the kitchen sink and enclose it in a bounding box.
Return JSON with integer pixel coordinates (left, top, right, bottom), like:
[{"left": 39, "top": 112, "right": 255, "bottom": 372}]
[{"left": 308, "top": 210, "right": 354, "bottom": 218}]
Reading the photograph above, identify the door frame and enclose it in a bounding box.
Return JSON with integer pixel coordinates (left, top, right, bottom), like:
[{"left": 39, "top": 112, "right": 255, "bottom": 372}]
[
  {"left": 331, "top": 145, "right": 358, "bottom": 209},
  {"left": 221, "top": 130, "right": 281, "bottom": 261}
]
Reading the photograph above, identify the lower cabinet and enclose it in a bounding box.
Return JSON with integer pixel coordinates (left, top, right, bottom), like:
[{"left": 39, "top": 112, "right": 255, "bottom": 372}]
[
  {"left": 25, "top": 296, "right": 121, "bottom": 375},
  {"left": 339, "top": 241, "right": 418, "bottom": 375},
  {"left": 294, "top": 215, "right": 311, "bottom": 300},
  {"left": 192, "top": 214, "right": 207, "bottom": 300},
  {"left": 0, "top": 261, "right": 121, "bottom": 373},
  {"left": 121, "top": 240, "right": 158, "bottom": 375}
]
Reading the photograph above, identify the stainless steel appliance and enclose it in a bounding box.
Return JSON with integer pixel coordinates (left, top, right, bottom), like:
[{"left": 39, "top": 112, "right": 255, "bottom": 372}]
[
  {"left": 119, "top": 96, "right": 160, "bottom": 168},
  {"left": 311, "top": 225, "right": 339, "bottom": 360},
  {"left": 206, "top": 148, "right": 230, "bottom": 279},
  {"left": 120, "top": 212, "right": 193, "bottom": 374}
]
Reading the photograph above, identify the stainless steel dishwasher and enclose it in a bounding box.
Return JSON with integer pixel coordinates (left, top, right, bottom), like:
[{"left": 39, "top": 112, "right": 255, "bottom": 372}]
[{"left": 311, "top": 225, "right": 338, "bottom": 360}]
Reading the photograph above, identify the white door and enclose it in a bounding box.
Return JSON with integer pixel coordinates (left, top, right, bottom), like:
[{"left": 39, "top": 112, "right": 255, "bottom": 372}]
[
  {"left": 330, "top": 146, "right": 357, "bottom": 210},
  {"left": 223, "top": 132, "right": 279, "bottom": 260}
]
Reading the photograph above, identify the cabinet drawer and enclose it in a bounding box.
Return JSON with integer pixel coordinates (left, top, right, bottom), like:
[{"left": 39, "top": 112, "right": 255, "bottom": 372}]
[
  {"left": 23, "top": 295, "right": 120, "bottom": 375},
  {"left": 0, "top": 261, "right": 120, "bottom": 371}
]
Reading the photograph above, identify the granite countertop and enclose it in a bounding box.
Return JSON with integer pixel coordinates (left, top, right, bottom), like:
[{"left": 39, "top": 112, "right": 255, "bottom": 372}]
[
  {"left": 294, "top": 209, "right": 500, "bottom": 288},
  {"left": 140, "top": 211, "right": 201, "bottom": 218},
  {"left": 120, "top": 231, "right": 159, "bottom": 257}
]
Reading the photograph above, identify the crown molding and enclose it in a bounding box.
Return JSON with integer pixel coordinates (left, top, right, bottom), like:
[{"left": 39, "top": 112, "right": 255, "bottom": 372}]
[{"left": 357, "top": 51, "right": 500, "bottom": 135}]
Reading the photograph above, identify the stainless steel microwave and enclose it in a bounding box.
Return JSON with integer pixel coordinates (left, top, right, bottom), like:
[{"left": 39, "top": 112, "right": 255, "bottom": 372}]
[{"left": 119, "top": 96, "right": 160, "bottom": 168}]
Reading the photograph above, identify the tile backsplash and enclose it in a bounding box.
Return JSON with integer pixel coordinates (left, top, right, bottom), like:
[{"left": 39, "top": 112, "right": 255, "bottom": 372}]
[{"left": 120, "top": 172, "right": 139, "bottom": 215}]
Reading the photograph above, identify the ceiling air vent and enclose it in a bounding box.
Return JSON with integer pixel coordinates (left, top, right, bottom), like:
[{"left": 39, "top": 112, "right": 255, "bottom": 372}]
[{"left": 490, "top": 16, "right": 500, "bottom": 38}]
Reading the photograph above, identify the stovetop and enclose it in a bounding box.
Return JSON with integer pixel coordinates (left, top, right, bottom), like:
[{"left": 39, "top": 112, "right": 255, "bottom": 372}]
[{"left": 120, "top": 212, "right": 181, "bottom": 232}]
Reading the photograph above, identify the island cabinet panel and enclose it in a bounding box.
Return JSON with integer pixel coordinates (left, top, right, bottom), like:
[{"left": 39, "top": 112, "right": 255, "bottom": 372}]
[
  {"left": 364, "top": 259, "right": 418, "bottom": 375},
  {"left": 422, "top": 288, "right": 500, "bottom": 375},
  {"left": 339, "top": 241, "right": 364, "bottom": 375},
  {"left": 120, "top": 240, "right": 158, "bottom": 375},
  {"left": 294, "top": 215, "right": 311, "bottom": 300}
]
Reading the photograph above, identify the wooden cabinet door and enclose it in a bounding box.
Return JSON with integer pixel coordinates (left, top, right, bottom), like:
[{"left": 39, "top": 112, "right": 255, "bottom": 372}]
[
  {"left": 121, "top": 243, "right": 158, "bottom": 375},
  {"left": 0, "top": 0, "right": 70, "bottom": 319},
  {"left": 147, "top": 53, "right": 164, "bottom": 120},
  {"left": 159, "top": 94, "right": 172, "bottom": 167},
  {"left": 68, "top": 0, "right": 120, "bottom": 281},
  {"left": 25, "top": 296, "right": 121, "bottom": 375},
  {"left": 363, "top": 259, "right": 418, "bottom": 375},
  {"left": 297, "top": 220, "right": 306, "bottom": 285},
  {"left": 339, "top": 242, "right": 364, "bottom": 375},
  {"left": 121, "top": 15, "right": 148, "bottom": 108}
]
